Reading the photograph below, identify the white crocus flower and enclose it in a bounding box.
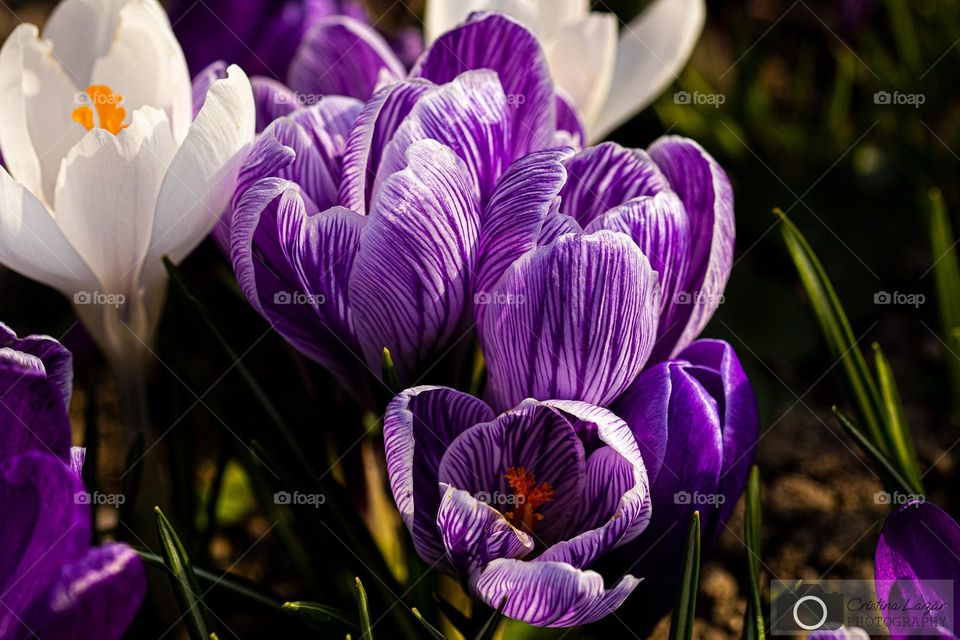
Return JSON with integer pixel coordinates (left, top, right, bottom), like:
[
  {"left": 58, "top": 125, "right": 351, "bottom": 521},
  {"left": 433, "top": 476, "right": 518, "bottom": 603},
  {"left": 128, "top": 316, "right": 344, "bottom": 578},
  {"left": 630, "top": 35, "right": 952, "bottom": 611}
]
[
  {"left": 425, "top": 0, "right": 706, "bottom": 142},
  {"left": 0, "top": 0, "right": 255, "bottom": 378}
]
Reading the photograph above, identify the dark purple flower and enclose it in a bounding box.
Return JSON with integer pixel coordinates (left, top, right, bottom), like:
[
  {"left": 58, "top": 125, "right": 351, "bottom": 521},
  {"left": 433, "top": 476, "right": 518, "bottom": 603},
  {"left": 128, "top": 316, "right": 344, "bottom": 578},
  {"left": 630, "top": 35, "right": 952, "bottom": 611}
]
[
  {"left": 383, "top": 386, "right": 651, "bottom": 627},
  {"left": 0, "top": 323, "right": 145, "bottom": 640},
  {"left": 226, "top": 13, "right": 579, "bottom": 400},
  {"left": 875, "top": 501, "right": 960, "bottom": 639}
]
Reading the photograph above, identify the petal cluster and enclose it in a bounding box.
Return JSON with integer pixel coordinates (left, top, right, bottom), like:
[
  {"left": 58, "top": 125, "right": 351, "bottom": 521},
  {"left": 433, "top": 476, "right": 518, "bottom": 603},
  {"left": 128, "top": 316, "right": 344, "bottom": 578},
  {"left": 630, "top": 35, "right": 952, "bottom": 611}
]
[
  {"left": 0, "top": 324, "right": 145, "bottom": 639},
  {"left": 383, "top": 386, "right": 650, "bottom": 627}
]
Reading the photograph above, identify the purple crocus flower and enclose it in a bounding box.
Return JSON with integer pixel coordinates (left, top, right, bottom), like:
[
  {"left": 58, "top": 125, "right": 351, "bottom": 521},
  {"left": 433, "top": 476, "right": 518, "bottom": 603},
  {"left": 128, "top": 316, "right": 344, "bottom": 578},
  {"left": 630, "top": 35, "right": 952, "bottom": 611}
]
[
  {"left": 874, "top": 501, "right": 960, "bottom": 638},
  {"left": 227, "top": 13, "right": 581, "bottom": 402},
  {"left": 0, "top": 323, "right": 145, "bottom": 639},
  {"left": 383, "top": 386, "right": 651, "bottom": 626}
]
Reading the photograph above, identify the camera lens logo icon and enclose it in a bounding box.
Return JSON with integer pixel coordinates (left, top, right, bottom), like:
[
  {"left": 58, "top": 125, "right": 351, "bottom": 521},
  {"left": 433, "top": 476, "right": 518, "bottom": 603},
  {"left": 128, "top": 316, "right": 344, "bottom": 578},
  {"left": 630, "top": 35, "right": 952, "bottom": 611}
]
[
  {"left": 772, "top": 584, "right": 844, "bottom": 633},
  {"left": 792, "top": 595, "right": 829, "bottom": 631}
]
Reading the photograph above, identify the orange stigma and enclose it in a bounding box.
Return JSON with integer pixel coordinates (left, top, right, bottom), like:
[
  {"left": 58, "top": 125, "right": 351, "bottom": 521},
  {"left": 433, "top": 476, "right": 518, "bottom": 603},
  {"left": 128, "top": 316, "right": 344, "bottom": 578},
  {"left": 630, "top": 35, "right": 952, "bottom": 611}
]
[
  {"left": 503, "top": 467, "right": 554, "bottom": 534},
  {"left": 71, "top": 85, "right": 128, "bottom": 135}
]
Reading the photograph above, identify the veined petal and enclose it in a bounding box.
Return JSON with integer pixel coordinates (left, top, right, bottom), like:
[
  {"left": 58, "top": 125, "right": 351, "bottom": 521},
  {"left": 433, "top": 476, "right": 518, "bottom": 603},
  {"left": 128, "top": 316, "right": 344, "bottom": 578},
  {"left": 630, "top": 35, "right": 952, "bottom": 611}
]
[
  {"left": 0, "top": 323, "right": 73, "bottom": 407},
  {"left": 349, "top": 140, "right": 480, "bottom": 382},
  {"left": 412, "top": 11, "right": 555, "bottom": 159},
  {"left": 144, "top": 64, "right": 254, "bottom": 293},
  {"left": 0, "top": 24, "right": 83, "bottom": 203},
  {"left": 54, "top": 107, "right": 177, "bottom": 297},
  {"left": 648, "top": 136, "right": 734, "bottom": 359},
  {"left": 0, "top": 452, "right": 89, "bottom": 638},
  {"left": 437, "top": 399, "right": 586, "bottom": 547},
  {"left": 482, "top": 231, "right": 661, "bottom": 410},
  {"left": 375, "top": 71, "right": 511, "bottom": 205},
  {"left": 288, "top": 16, "right": 405, "bottom": 101},
  {"left": 537, "top": 213, "right": 581, "bottom": 246},
  {"left": 338, "top": 80, "right": 433, "bottom": 214},
  {"left": 438, "top": 483, "right": 533, "bottom": 574},
  {"left": 560, "top": 143, "right": 671, "bottom": 227},
  {"left": 250, "top": 76, "right": 299, "bottom": 133},
  {"left": 26, "top": 543, "right": 146, "bottom": 640},
  {"left": 472, "top": 559, "right": 640, "bottom": 627},
  {"left": 591, "top": 0, "right": 706, "bottom": 141},
  {"left": 384, "top": 386, "right": 495, "bottom": 565},
  {"left": 475, "top": 148, "right": 570, "bottom": 330},
  {"left": 544, "top": 12, "right": 616, "bottom": 129},
  {"left": 585, "top": 192, "right": 691, "bottom": 321},
  {"left": 87, "top": 0, "right": 193, "bottom": 143}
]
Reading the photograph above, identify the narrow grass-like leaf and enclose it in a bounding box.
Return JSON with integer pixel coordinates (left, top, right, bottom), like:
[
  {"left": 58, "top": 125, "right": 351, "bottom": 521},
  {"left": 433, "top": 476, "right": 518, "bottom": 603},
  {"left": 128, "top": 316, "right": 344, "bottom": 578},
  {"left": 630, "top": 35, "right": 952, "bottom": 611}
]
[
  {"left": 155, "top": 507, "right": 211, "bottom": 640},
  {"left": 742, "top": 466, "right": 765, "bottom": 640},
  {"left": 927, "top": 188, "right": 960, "bottom": 408},
  {"left": 381, "top": 348, "right": 400, "bottom": 393},
  {"left": 832, "top": 407, "right": 920, "bottom": 496},
  {"left": 411, "top": 608, "right": 447, "bottom": 640},
  {"left": 872, "top": 344, "right": 924, "bottom": 493},
  {"left": 355, "top": 577, "right": 373, "bottom": 640},
  {"left": 777, "top": 210, "right": 887, "bottom": 449},
  {"left": 669, "top": 511, "right": 701, "bottom": 640},
  {"left": 475, "top": 597, "right": 508, "bottom": 640},
  {"left": 282, "top": 601, "right": 358, "bottom": 633}
]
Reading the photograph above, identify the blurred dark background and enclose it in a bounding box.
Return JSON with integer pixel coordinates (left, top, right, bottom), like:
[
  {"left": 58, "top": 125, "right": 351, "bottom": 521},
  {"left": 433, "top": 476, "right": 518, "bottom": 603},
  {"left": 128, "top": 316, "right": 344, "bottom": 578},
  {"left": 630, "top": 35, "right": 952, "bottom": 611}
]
[{"left": 2, "top": 0, "right": 959, "bottom": 638}]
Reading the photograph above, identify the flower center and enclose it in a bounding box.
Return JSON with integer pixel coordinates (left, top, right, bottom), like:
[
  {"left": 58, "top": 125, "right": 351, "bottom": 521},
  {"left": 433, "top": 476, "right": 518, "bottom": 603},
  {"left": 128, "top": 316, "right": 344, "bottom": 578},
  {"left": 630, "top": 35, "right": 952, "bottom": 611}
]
[
  {"left": 71, "top": 85, "right": 128, "bottom": 135},
  {"left": 503, "top": 466, "right": 554, "bottom": 534}
]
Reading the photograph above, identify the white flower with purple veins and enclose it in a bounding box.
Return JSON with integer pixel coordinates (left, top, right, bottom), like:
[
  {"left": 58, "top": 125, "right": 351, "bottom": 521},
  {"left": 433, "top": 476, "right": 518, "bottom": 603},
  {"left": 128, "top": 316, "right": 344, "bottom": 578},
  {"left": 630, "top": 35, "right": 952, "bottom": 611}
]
[
  {"left": 425, "top": 0, "right": 706, "bottom": 142},
  {"left": 0, "top": 0, "right": 255, "bottom": 375}
]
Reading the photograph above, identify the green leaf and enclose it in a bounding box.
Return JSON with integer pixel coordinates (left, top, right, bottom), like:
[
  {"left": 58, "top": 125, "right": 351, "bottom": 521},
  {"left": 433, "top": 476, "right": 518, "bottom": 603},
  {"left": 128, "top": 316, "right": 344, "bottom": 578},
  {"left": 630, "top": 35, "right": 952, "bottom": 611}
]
[
  {"left": 381, "top": 348, "right": 400, "bottom": 393},
  {"left": 669, "top": 511, "right": 701, "bottom": 640},
  {"left": 355, "top": 577, "right": 373, "bottom": 640},
  {"left": 475, "top": 597, "right": 508, "bottom": 640},
  {"left": 154, "top": 507, "right": 211, "bottom": 640},
  {"left": 872, "top": 344, "right": 924, "bottom": 494},
  {"left": 282, "top": 601, "right": 358, "bottom": 633},
  {"left": 742, "top": 467, "right": 765, "bottom": 640},
  {"left": 927, "top": 188, "right": 960, "bottom": 407},
  {"left": 777, "top": 210, "right": 887, "bottom": 449},
  {"left": 832, "top": 407, "right": 920, "bottom": 497},
  {"left": 411, "top": 608, "right": 446, "bottom": 640}
]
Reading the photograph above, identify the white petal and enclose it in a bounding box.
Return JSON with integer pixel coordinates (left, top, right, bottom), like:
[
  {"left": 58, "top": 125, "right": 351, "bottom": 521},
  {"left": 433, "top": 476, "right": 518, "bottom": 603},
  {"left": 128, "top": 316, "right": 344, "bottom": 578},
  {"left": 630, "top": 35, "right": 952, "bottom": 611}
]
[
  {"left": 425, "top": 0, "right": 540, "bottom": 43},
  {"left": 53, "top": 107, "right": 176, "bottom": 295},
  {"left": 536, "top": 0, "right": 589, "bottom": 39},
  {"left": 545, "top": 12, "right": 617, "bottom": 130},
  {"left": 0, "top": 24, "right": 83, "bottom": 204},
  {"left": 88, "top": 0, "right": 192, "bottom": 143},
  {"left": 142, "top": 65, "right": 254, "bottom": 287},
  {"left": 591, "top": 0, "right": 706, "bottom": 141},
  {"left": 0, "top": 165, "right": 98, "bottom": 298},
  {"left": 42, "top": 0, "right": 131, "bottom": 86}
]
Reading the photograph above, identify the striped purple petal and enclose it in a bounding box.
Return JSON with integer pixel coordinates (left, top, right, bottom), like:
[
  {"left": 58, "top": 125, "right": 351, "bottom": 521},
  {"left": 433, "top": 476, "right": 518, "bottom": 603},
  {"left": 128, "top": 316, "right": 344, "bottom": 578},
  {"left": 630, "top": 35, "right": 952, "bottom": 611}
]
[
  {"left": 250, "top": 76, "right": 299, "bottom": 132},
  {"left": 383, "top": 386, "right": 495, "bottom": 565},
  {"left": 0, "top": 323, "right": 72, "bottom": 407},
  {"left": 560, "top": 143, "right": 671, "bottom": 227},
  {"left": 437, "top": 483, "right": 534, "bottom": 574},
  {"left": 481, "top": 231, "right": 661, "bottom": 411},
  {"left": 537, "top": 213, "right": 582, "bottom": 246},
  {"left": 339, "top": 80, "right": 433, "bottom": 214},
  {"left": 349, "top": 139, "right": 481, "bottom": 381},
  {"left": 475, "top": 148, "right": 571, "bottom": 330},
  {"left": 288, "top": 16, "right": 405, "bottom": 101},
  {"left": 412, "top": 11, "right": 556, "bottom": 160},
  {"left": 375, "top": 71, "right": 512, "bottom": 204},
  {"left": 472, "top": 559, "right": 641, "bottom": 627},
  {"left": 648, "top": 136, "right": 735, "bottom": 360}
]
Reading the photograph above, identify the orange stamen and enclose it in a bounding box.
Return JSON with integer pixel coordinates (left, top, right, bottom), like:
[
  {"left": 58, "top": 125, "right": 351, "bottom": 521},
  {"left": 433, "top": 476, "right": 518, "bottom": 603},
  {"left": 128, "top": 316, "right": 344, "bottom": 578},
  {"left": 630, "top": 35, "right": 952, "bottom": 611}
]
[
  {"left": 71, "top": 85, "right": 128, "bottom": 135},
  {"left": 503, "top": 466, "right": 554, "bottom": 534}
]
